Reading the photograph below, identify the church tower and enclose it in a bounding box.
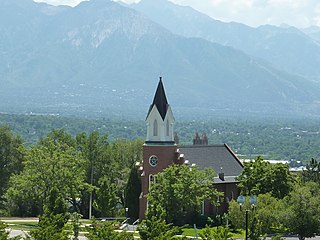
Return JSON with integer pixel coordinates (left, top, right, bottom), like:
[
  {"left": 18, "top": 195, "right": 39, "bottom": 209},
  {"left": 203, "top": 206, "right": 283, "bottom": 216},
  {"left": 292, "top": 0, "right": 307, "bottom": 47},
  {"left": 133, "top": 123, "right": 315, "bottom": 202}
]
[{"left": 139, "top": 77, "right": 178, "bottom": 219}]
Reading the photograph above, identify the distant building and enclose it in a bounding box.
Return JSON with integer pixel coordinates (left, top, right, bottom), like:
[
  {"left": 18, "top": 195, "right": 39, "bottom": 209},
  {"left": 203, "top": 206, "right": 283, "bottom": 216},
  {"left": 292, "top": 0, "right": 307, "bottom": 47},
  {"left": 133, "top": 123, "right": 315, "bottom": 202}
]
[
  {"left": 193, "top": 132, "right": 208, "bottom": 145},
  {"left": 138, "top": 78, "right": 243, "bottom": 219},
  {"left": 241, "top": 159, "right": 306, "bottom": 172}
]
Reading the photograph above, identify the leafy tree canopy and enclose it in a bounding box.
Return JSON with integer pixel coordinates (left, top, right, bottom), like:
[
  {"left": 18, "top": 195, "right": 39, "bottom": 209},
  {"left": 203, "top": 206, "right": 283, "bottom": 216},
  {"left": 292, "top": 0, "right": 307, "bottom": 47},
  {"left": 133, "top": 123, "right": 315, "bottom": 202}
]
[
  {"left": 228, "top": 193, "right": 286, "bottom": 236},
  {"left": 199, "top": 225, "right": 232, "bottom": 240},
  {"left": 6, "top": 130, "right": 89, "bottom": 215},
  {"left": 147, "top": 164, "right": 221, "bottom": 225},
  {"left": 138, "top": 214, "right": 182, "bottom": 240},
  {"left": 86, "top": 220, "right": 134, "bottom": 240},
  {"left": 0, "top": 126, "right": 25, "bottom": 207},
  {"left": 302, "top": 158, "right": 320, "bottom": 183},
  {"left": 0, "top": 221, "right": 9, "bottom": 240},
  {"left": 237, "top": 156, "right": 294, "bottom": 198},
  {"left": 28, "top": 211, "right": 69, "bottom": 240},
  {"left": 284, "top": 182, "right": 320, "bottom": 240}
]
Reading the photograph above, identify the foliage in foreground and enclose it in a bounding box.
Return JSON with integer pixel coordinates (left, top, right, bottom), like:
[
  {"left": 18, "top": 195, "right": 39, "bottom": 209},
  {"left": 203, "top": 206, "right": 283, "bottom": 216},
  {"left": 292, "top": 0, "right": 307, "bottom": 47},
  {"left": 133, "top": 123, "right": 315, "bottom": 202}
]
[
  {"left": 0, "top": 221, "right": 20, "bottom": 240},
  {"left": 199, "top": 225, "right": 232, "bottom": 240},
  {"left": 302, "top": 158, "right": 320, "bottom": 183},
  {"left": 3, "top": 128, "right": 143, "bottom": 219},
  {"left": 25, "top": 181, "right": 70, "bottom": 240},
  {"left": 138, "top": 215, "right": 183, "bottom": 240},
  {"left": 86, "top": 220, "right": 134, "bottom": 240},
  {"left": 0, "top": 126, "right": 24, "bottom": 211},
  {"left": 69, "top": 212, "right": 82, "bottom": 240},
  {"left": 285, "top": 182, "right": 320, "bottom": 240},
  {"left": 237, "top": 156, "right": 294, "bottom": 198},
  {"left": 27, "top": 212, "right": 69, "bottom": 240},
  {"left": 228, "top": 193, "right": 287, "bottom": 235},
  {"left": 6, "top": 130, "right": 88, "bottom": 216},
  {"left": 147, "top": 164, "right": 221, "bottom": 225},
  {"left": 228, "top": 182, "right": 320, "bottom": 240},
  {"left": 0, "top": 221, "right": 11, "bottom": 240},
  {"left": 229, "top": 156, "right": 320, "bottom": 239}
]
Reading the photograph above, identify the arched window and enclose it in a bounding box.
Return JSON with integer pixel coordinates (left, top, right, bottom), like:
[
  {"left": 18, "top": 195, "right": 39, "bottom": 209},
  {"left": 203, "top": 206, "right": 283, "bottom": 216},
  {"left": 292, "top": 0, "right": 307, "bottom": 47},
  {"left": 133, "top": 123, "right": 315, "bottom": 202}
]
[
  {"left": 149, "top": 174, "right": 156, "bottom": 188},
  {"left": 153, "top": 119, "right": 158, "bottom": 136},
  {"left": 201, "top": 201, "right": 205, "bottom": 215},
  {"left": 166, "top": 119, "right": 170, "bottom": 136}
]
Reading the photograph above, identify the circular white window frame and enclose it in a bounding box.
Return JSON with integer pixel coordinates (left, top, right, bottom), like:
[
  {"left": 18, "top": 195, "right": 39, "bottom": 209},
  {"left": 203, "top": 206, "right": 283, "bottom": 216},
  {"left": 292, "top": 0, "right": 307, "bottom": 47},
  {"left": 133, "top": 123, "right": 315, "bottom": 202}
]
[{"left": 149, "top": 155, "right": 158, "bottom": 167}]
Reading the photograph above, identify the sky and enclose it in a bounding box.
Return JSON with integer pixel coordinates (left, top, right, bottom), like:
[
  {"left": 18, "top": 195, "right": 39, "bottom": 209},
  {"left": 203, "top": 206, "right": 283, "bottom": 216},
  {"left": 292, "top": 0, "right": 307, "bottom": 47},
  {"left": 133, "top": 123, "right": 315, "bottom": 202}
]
[{"left": 33, "top": 0, "right": 320, "bottom": 28}]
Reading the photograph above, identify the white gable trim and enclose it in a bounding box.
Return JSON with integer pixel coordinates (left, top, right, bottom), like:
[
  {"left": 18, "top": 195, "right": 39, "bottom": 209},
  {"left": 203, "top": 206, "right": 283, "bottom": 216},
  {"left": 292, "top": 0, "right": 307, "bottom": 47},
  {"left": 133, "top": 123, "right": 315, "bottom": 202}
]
[{"left": 146, "top": 105, "right": 175, "bottom": 142}]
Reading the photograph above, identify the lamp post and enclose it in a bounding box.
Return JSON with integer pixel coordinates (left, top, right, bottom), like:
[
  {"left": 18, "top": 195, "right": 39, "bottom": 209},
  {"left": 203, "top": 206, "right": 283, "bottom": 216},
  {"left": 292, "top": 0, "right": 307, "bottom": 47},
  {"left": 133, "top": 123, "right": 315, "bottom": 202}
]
[
  {"left": 237, "top": 195, "right": 257, "bottom": 240},
  {"left": 125, "top": 207, "right": 129, "bottom": 219}
]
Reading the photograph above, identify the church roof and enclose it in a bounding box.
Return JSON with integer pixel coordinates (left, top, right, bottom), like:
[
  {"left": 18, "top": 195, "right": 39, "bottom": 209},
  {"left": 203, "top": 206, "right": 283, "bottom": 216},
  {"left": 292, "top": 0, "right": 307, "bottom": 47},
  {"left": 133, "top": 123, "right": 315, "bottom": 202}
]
[
  {"left": 147, "top": 77, "right": 169, "bottom": 120},
  {"left": 179, "top": 144, "right": 243, "bottom": 177}
]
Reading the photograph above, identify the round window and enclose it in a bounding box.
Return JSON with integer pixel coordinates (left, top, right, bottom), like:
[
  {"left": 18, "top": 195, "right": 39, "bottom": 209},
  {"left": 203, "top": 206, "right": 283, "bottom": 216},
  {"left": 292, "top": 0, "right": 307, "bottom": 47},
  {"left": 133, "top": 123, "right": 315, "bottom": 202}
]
[{"left": 149, "top": 155, "right": 158, "bottom": 167}]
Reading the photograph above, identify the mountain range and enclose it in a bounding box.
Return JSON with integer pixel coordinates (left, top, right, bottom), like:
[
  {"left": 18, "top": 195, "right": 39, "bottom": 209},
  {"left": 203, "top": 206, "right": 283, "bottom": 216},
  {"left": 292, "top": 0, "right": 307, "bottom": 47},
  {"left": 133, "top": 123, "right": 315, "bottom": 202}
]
[
  {"left": 1, "top": 0, "right": 320, "bottom": 118},
  {"left": 131, "top": 0, "right": 320, "bottom": 81}
]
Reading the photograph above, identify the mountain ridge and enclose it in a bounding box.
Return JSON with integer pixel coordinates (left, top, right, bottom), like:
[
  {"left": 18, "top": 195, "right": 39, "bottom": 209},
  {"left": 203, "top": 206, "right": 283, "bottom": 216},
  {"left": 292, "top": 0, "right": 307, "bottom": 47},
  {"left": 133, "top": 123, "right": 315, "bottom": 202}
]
[
  {"left": 0, "top": 0, "right": 320, "bottom": 118},
  {"left": 131, "top": 0, "right": 320, "bottom": 81}
]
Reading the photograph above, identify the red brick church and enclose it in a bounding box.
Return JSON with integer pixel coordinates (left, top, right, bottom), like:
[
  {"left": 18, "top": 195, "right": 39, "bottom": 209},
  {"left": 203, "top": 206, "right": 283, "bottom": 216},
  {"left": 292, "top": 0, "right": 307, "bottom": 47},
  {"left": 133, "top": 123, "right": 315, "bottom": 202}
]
[{"left": 138, "top": 78, "right": 243, "bottom": 219}]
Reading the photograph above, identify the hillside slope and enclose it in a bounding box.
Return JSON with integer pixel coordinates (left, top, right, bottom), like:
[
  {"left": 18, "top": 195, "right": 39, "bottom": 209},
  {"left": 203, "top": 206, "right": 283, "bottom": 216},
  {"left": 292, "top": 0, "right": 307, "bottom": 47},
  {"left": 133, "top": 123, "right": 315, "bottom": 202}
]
[{"left": 0, "top": 0, "right": 319, "bottom": 117}]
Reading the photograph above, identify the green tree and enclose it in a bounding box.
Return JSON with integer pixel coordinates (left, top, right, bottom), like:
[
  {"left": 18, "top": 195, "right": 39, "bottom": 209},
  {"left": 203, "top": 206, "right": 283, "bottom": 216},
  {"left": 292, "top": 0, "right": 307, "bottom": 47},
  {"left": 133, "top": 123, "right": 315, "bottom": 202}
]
[
  {"left": 147, "top": 164, "right": 221, "bottom": 225},
  {"left": 253, "top": 193, "right": 286, "bottom": 234},
  {"left": 107, "top": 139, "right": 143, "bottom": 208},
  {"left": 0, "top": 220, "right": 20, "bottom": 240},
  {"left": 86, "top": 220, "right": 134, "bottom": 240},
  {"left": 76, "top": 131, "right": 109, "bottom": 217},
  {"left": 0, "top": 126, "right": 25, "bottom": 208},
  {"left": 284, "top": 183, "right": 320, "bottom": 240},
  {"left": 0, "top": 221, "right": 9, "bottom": 240},
  {"left": 93, "top": 176, "right": 119, "bottom": 217},
  {"left": 124, "top": 166, "right": 141, "bottom": 222},
  {"left": 26, "top": 172, "right": 74, "bottom": 240},
  {"left": 199, "top": 226, "right": 232, "bottom": 240},
  {"left": 138, "top": 215, "right": 182, "bottom": 240},
  {"left": 69, "top": 212, "right": 83, "bottom": 240},
  {"left": 28, "top": 211, "right": 69, "bottom": 240},
  {"left": 302, "top": 158, "right": 320, "bottom": 183},
  {"left": 76, "top": 133, "right": 142, "bottom": 218},
  {"left": 237, "top": 156, "right": 293, "bottom": 198},
  {"left": 228, "top": 193, "right": 286, "bottom": 237},
  {"left": 6, "top": 131, "right": 89, "bottom": 215}
]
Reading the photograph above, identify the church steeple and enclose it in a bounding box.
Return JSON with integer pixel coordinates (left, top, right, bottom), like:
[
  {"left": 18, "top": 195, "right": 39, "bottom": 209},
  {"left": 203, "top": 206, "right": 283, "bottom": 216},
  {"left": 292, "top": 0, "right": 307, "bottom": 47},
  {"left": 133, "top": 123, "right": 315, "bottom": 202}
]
[
  {"left": 140, "top": 77, "right": 178, "bottom": 219},
  {"left": 146, "top": 77, "right": 168, "bottom": 120},
  {"left": 145, "top": 77, "right": 175, "bottom": 144}
]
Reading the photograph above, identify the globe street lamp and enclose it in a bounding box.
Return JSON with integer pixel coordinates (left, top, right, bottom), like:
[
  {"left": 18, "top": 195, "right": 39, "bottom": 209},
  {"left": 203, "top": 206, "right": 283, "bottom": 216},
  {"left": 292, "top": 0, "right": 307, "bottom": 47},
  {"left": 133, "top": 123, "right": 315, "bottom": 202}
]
[{"left": 237, "top": 195, "right": 257, "bottom": 240}]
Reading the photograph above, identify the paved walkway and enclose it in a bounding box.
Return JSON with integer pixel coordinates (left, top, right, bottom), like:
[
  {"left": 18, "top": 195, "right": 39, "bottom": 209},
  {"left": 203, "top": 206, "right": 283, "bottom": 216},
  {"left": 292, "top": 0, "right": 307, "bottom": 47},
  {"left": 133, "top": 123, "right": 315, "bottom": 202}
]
[
  {"left": 8, "top": 229, "right": 87, "bottom": 240},
  {"left": 7, "top": 228, "right": 320, "bottom": 240},
  {"left": 274, "top": 237, "right": 320, "bottom": 240}
]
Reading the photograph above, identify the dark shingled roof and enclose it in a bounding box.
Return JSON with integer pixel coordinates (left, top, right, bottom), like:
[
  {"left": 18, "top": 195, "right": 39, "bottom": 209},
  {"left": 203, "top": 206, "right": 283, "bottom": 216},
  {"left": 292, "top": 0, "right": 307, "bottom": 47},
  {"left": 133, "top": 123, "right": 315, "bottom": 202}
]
[
  {"left": 214, "top": 176, "right": 239, "bottom": 184},
  {"left": 180, "top": 144, "right": 243, "bottom": 177},
  {"left": 146, "top": 77, "right": 169, "bottom": 120}
]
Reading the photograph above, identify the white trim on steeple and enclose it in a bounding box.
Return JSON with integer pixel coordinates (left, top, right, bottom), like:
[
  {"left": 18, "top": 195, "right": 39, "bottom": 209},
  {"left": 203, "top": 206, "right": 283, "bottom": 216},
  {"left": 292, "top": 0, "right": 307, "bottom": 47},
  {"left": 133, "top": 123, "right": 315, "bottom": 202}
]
[{"left": 146, "top": 104, "right": 174, "bottom": 142}]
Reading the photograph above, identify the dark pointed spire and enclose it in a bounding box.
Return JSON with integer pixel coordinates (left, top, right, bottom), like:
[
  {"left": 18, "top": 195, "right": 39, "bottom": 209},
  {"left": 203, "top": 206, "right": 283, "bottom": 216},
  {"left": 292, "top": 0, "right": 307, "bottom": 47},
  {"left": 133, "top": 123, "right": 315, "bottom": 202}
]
[{"left": 147, "top": 77, "right": 169, "bottom": 120}]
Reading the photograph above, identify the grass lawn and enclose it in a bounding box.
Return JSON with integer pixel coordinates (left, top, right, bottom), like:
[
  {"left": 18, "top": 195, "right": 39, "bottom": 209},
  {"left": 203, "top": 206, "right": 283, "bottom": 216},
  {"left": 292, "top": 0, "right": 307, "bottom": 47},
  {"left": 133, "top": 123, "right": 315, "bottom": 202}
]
[
  {"left": 3, "top": 219, "right": 90, "bottom": 232},
  {"left": 7, "top": 222, "right": 38, "bottom": 230},
  {"left": 182, "top": 227, "right": 245, "bottom": 238},
  {"left": 182, "top": 227, "right": 204, "bottom": 236},
  {"left": 3, "top": 218, "right": 246, "bottom": 239}
]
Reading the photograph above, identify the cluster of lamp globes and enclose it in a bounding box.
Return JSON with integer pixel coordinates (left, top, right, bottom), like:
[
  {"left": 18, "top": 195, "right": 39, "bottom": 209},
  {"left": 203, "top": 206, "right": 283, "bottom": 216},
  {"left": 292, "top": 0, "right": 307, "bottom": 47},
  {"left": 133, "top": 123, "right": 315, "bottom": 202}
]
[{"left": 237, "top": 195, "right": 257, "bottom": 209}]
